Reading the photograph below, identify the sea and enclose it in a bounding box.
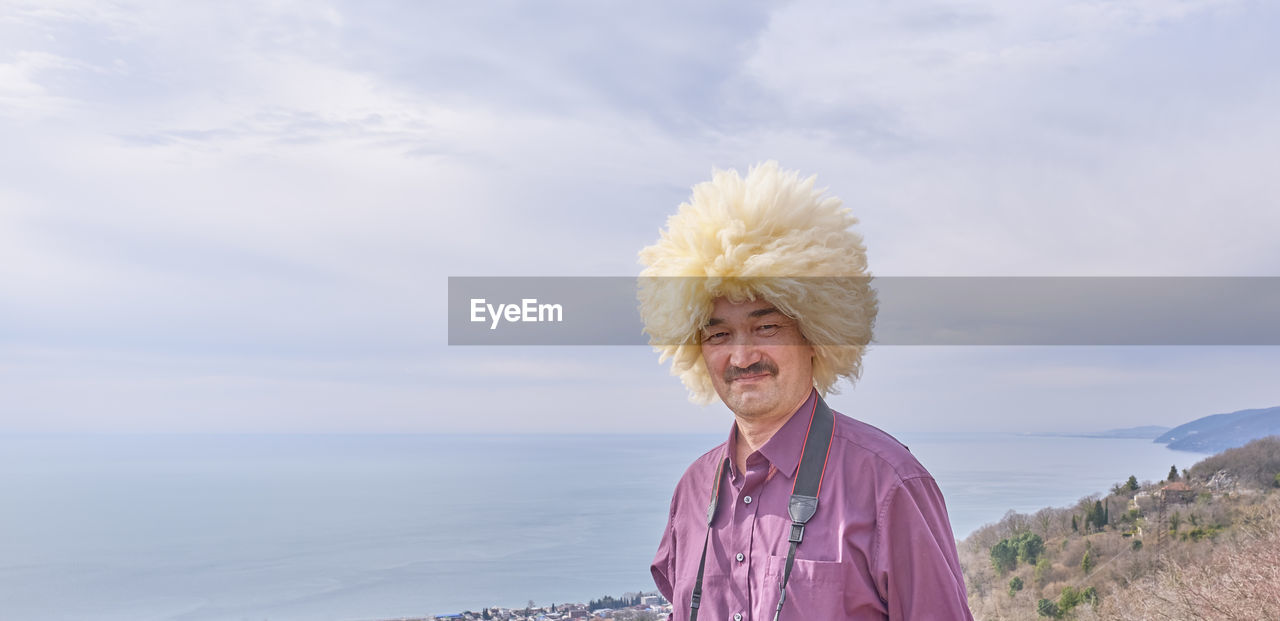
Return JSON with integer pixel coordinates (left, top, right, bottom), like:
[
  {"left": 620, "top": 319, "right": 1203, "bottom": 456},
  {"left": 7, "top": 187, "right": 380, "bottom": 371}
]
[{"left": 0, "top": 433, "right": 1208, "bottom": 621}]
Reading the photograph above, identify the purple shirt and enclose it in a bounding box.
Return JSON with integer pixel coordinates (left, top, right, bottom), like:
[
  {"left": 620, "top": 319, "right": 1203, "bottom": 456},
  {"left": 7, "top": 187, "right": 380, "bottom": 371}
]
[{"left": 652, "top": 390, "right": 973, "bottom": 620}]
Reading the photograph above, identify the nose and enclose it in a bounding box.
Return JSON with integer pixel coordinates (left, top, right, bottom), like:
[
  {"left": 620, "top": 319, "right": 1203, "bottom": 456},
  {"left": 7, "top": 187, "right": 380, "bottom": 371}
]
[{"left": 726, "top": 337, "right": 764, "bottom": 370}]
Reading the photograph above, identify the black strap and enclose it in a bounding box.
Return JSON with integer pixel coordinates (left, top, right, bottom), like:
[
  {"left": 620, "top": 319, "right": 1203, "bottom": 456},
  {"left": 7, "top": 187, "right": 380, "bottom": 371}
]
[
  {"left": 689, "top": 457, "right": 728, "bottom": 621},
  {"left": 688, "top": 395, "right": 836, "bottom": 621},
  {"left": 774, "top": 396, "right": 834, "bottom": 621}
]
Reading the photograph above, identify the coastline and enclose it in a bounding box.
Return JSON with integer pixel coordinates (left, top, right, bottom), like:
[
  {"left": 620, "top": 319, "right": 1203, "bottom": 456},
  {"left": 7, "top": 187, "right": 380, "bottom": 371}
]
[{"left": 370, "top": 592, "right": 671, "bottom": 621}]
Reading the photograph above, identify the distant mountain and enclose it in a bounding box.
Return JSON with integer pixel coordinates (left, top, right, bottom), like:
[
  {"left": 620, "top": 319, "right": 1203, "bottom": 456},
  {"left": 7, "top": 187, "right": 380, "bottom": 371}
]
[
  {"left": 1092, "top": 425, "right": 1170, "bottom": 439},
  {"left": 1155, "top": 406, "right": 1280, "bottom": 452},
  {"left": 1033, "top": 425, "right": 1171, "bottom": 439}
]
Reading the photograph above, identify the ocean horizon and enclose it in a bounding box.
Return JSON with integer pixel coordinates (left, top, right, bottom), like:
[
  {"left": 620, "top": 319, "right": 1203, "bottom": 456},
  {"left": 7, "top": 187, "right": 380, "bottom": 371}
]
[{"left": 0, "top": 432, "right": 1208, "bottom": 620}]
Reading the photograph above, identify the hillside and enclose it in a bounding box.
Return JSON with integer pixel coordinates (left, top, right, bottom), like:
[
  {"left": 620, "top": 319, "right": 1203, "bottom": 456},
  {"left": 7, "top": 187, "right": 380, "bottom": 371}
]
[
  {"left": 959, "top": 436, "right": 1280, "bottom": 620},
  {"left": 1154, "top": 406, "right": 1280, "bottom": 452}
]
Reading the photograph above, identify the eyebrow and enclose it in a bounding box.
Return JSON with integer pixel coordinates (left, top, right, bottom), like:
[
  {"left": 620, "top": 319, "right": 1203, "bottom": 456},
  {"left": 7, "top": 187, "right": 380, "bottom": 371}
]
[{"left": 705, "top": 307, "right": 783, "bottom": 327}]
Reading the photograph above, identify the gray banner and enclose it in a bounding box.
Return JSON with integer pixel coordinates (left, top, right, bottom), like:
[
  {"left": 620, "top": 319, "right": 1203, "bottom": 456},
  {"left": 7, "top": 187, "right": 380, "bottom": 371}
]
[{"left": 448, "top": 277, "right": 1280, "bottom": 345}]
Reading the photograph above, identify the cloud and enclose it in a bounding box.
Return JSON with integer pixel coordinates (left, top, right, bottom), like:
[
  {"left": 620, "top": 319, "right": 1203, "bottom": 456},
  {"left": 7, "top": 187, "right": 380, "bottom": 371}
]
[
  {"left": 2, "top": 1, "right": 1279, "bottom": 432},
  {"left": 743, "top": 0, "right": 1243, "bottom": 128},
  {"left": 729, "top": 0, "right": 1280, "bottom": 276},
  {"left": 0, "top": 51, "right": 85, "bottom": 118}
]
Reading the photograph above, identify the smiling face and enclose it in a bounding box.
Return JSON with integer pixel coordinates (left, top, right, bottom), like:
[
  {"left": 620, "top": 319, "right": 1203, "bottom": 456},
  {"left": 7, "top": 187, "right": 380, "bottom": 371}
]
[{"left": 700, "top": 297, "right": 816, "bottom": 423}]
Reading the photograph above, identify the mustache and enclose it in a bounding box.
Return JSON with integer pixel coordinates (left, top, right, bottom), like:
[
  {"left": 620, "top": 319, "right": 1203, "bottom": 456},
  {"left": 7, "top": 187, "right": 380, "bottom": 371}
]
[{"left": 725, "top": 361, "right": 778, "bottom": 382}]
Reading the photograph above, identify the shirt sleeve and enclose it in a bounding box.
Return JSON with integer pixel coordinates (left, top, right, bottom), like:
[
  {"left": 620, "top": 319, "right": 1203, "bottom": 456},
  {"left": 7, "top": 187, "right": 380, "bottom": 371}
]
[
  {"left": 651, "top": 497, "right": 677, "bottom": 608},
  {"left": 873, "top": 475, "right": 974, "bottom": 620}
]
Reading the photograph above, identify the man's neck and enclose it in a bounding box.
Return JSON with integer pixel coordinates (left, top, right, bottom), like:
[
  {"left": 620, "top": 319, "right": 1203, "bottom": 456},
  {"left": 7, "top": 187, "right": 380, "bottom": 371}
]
[{"left": 732, "top": 390, "right": 813, "bottom": 473}]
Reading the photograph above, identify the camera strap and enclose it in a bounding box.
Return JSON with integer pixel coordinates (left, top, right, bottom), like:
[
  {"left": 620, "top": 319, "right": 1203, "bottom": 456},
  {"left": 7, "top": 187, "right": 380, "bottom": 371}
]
[{"left": 688, "top": 395, "right": 835, "bottom": 621}]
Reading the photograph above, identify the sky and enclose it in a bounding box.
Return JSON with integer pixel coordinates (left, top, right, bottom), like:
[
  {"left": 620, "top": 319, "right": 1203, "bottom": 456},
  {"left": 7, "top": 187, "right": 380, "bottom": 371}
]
[{"left": 2, "top": 0, "right": 1279, "bottom": 434}]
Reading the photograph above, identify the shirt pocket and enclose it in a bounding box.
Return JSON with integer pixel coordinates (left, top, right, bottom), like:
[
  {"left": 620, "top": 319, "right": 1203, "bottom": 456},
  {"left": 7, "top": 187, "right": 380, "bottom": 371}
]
[
  {"left": 672, "top": 569, "right": 728, "bottom": 621},
  {"left": 765, "top": 554, "right": 846, "bottom": 618}
]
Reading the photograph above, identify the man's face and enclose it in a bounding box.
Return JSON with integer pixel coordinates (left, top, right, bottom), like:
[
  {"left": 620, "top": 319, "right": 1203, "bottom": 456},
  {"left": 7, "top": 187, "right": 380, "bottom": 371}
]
[{"left": 700, "top": 297, "right": 815, "bottom": 422}]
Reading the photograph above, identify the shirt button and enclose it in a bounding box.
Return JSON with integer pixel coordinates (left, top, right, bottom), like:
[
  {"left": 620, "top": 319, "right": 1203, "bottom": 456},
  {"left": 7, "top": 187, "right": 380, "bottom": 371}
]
[
  {"left": 743, "top": 495, "right": 752, "bottom": 504},
  {"left": 736, "top": 552, "right": 745, "bottom": 562},
  {"left": 734, "top": 614, "right": 743, "bottom": 621}
]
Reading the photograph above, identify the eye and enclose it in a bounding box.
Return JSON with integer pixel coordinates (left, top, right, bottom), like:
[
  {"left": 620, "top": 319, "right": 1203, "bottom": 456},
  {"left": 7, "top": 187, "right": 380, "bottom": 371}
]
[
  {"left": 702, "top": 331, "right": 729, "bottom": 345},
  {"left": 756, "top": 324, "right": 781, "bottom": 337}
]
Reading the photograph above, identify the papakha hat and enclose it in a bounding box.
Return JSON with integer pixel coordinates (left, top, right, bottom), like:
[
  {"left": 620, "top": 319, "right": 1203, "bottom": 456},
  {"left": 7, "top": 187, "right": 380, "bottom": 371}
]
[{"left": 637, "top": 161, "right": 877, "bottom": 404}]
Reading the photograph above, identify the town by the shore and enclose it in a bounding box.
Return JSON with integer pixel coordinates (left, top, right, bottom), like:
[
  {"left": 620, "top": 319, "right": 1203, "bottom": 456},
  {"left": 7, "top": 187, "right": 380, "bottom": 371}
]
[{"left": 379, "top": 592, "right": 671, "bottom": 621}]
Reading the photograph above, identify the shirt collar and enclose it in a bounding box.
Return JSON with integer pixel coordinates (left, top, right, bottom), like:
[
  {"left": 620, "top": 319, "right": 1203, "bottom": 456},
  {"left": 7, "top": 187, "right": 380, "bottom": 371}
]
[{"left": 726, "top": 388, "right": 819, "bottom": 481}]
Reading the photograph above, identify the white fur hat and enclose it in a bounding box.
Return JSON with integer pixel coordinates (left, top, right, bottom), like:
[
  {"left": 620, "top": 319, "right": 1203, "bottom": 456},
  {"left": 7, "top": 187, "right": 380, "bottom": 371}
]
[{"left": 638, "top": 161, "right": 877, "bottom": 404}]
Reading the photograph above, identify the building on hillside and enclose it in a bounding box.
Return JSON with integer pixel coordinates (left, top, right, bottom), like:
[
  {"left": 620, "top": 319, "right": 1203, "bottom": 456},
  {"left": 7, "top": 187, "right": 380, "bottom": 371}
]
[{"left": 1159, "top": 481, "right": 1196, "bottom": 504}]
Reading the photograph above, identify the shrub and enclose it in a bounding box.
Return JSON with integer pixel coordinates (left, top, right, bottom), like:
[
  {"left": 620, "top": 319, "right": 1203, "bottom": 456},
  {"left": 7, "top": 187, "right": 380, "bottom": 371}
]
[
  {"left": 1187, "top": 525, "right": 1221, "bottom": 542},
  {"left": 1037, "top": 598, "right": 1062, "bottom": 618},
  {"left": 1009, "top": 576, "right": 1024, "bottom": 597},
  {"left": 1059, "top": 586, "right": 1082, "bottom": 610},
  {"left": 1034, "top": 556, "right": 1051, "bottom": 587}
]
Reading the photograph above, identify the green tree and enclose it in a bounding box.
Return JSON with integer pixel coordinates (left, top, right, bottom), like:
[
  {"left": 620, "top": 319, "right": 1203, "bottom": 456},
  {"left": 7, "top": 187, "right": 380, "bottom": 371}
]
[
  {"left": 990, "top": 539, "right": 1018, "bottom": 575},
  {"left": 1009, "top": 576, "right": 1024, "bottom": 597},
  {"left": 1016, "top": 533, "right": 1045, "bottom": 566},
  {"left": 1034, "top": 556, "right": 1051, "bottom": 587},
  {"left": 1082, "top": 547, "right": 1095, "bottom": 574},
  {"left": 1126, "top": 475, "right": 1139, "bottom": 491},
  {"left": 1059, "top": 586, "right": 1083, "bottom": 611},
  {"left": 1131, "top": 539, "right": 1143, "bottom": 551},
  {"left": 1168, "top": 465, "right": 1179, "bottom": 481},
  {"left": 1037, "top": 598, "right": 1063, "bottom": 618},
  {"left": 1071, "top": 514, "right": 1079, "bottom": 532},
  {"left": 1088, "top": 500, "right": 1106, "bottom": 530},
  {"left": 483, "top": 609, "right": 492, "bottom": 620},
  {"left": 1170, "top": 511, "right": 1182, "bottom": 533},
  {"left": 1273, "top": 472, "right": 1280, "bottom": 488},
  {"left": 1082, "top": 586, "right": 1100, "bottom": 607}
]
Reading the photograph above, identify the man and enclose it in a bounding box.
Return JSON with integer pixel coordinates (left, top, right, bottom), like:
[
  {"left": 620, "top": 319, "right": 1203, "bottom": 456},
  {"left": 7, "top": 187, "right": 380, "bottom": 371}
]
[{"left": 638, "top": 162, "right": 972, "bottom": 620}]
